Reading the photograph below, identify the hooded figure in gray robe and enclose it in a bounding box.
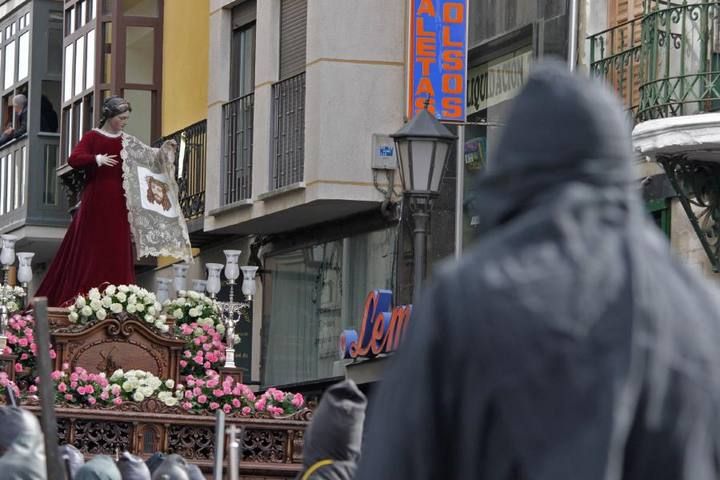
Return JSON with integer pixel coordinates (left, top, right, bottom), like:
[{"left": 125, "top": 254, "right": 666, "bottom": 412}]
[
  {"left": 356, "top": 61, "right": 720, "bottom": 480},
  {"left": 0, "top": 407, "right": 47, "bottom": 480}
]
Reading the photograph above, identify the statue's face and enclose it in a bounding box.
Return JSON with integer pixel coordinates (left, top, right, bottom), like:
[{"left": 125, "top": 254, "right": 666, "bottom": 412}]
[
  {"left": 150, "top": 182, "right": 164, "bottom": 202},
  {"left": 108, "top": 111, "right": 130, "bottom": 132}
]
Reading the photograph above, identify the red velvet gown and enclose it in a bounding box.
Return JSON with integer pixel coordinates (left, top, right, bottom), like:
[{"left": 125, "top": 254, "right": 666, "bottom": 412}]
[{"left": 36, "top": 129, "right": 135, "bottom": 306}]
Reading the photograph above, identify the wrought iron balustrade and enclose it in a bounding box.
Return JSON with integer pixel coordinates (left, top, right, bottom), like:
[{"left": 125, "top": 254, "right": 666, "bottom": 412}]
[
  {"left": 156, "top": 120, "right": 207, "bottom": 221},
  {"left": 222, "top": 93, "right": 254, "bottom": 204},
  {"left": 271, "top": 73, "right": 305, "bottom": 190},
  {"left": 589, "top": 0, "right": 720, "bottom": 122}
]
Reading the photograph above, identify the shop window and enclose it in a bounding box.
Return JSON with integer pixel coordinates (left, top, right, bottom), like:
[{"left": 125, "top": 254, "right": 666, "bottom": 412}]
[
  {"left": 122, "top": 0, "right": 159, "bottom": 18},
  {"left": 262, "top": 228, "right": 397, "bottom": 387}
]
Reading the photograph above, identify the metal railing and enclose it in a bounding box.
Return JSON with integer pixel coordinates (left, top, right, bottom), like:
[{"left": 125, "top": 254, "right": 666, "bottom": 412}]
[
  {"left": 589, "top": 0, "right": 720, "bottom": 122},
  {"left": 156, "top": 120, "right": 207, "bottom": 221},
  {"left": 271, "top": 73, "right": 305, "bottom": 190},
  {"left": 222, "top": 93, "right": 254, "bottom": 204}
]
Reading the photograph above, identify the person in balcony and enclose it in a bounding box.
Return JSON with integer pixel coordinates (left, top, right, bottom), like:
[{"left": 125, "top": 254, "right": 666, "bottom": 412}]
[
  {"left": 0, "top": 94, "right": 27, "bottom": 146},
  {"left": 35, "top": 96, "right": 178, "bottom": 307}
]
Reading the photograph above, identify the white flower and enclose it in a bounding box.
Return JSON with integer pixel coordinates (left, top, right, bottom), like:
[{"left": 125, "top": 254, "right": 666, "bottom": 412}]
[
  {"left": 216, "top": 324, "right": 225, "bottom": 334},
  {"left": 178, "top": 290, "right": 187, "bottom": 297},
  {"left": 110, "top": 369, "right": 124, "bottom": 381},
  {"left": 163, "top": 397, "right": 178, "bottom": 407},
  {"left": 159, "top": 324, "right": 169, "bottom": 333},
  {"left": 188, "top": 307, "right": 200, "bottom": 318},
  {"left": 127, "top": 304, "right": 137, "bottom": 314},
  {"left": 148, "top": 306, "right": 156, "bottom": 316},
  {"left": 173, "top": 309, "right": 184, "bottom": 319},
  {"left": 135, "top": 303, "right": 145, "bottom": 312},
  {"left": 69, "top": 311, "right": 79, "bottom": 322},
  {"left": 188, "top": 291, "right": 199, "bottom": 300},
  {"left": 88, "top": 288, "right": 101, "bottom": 300},
  {"left": 175, "top": 297, "right": 186, "bottom": 306},
  {"left": 68, "top": 305, "right": 76, "bottom": 312},
  {"left": 165, "top": 379, "right": 175, "bottom": 389},
  {"left": 158, "top": 314, "right": 167, "bottom": 322},
  {"left": 118, "top": 285, "right": 129, "bottom": 293},
  {"left": 127, "top": 294, "right": 137, "bottom": 305},
  {"left": 110, "top": 303, "right": 123, "bottom": 314},
  {"left": 154, "top": 302, "right": 162, "bottom": 311},
  {"left": 144, "top": 314, "right": 153, "bottom": 323},
  {"left": 96, "top": 308, "right": 107, "bottom": 320},
  {"left": 116, "top": 292, "right": 127, "bottom": 303},
  {"left": 89, "top": 299, "right": 102, "bottom": 311},
  {"left": 129, "top": 285, "right": 140, "bottom": 294},
  {"left": 132, "top": 391, "right": 145, "bottom": 402},
  {"left": 122, "top": 381, "right": 135, "bottom": 392},
  {"left": 105, "top": 285, "right": 117, "bottom": 295},
  {"left": 75, "top": 296, "right": 86, "bottom": 308},
  {"left": 6, "top": 302, "right": 18, "bottom": 312},
  {"left": 81, "top": 306, "right": 93, "bottom": 317},
  {"left": 101, "top": 296, "right": 113, "bottom": 308},
  {"left": 194, "top": 327, "right": 203, "bottom": 336}
]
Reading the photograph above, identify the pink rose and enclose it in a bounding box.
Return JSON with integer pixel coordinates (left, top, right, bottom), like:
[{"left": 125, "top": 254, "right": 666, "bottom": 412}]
[
  {"left": 49, "top": 350, "right": 57, "bottom": 359},
  {"left": 70, "top": 381, "right": 78, "bottom": 389},
  {"left": 87, "top": 397, "right": 97, "bottom": 405},
  {"left": 113, "top": 397, "right": 123, "bottom": 406},
  {"left": 185, "top": 390, "right": 194, "bottom": 399},
  {"left": 209, "top": 402, "right": 220, "bottom": 410},
  {"left": 181, "top": 325, "right": 193, "bottom": 335},
  {"left": 17, "top": 338, "right": 28, "bottom": 347},
  {"left": 197, "top": 395, "right": 208, "bottom": 404},
  {"left": 70, "top": 373, "right": 79, "bottom": 382},
  {"left": 204, "top": 362, "right": 211, "bottom": 369},
  {"left": 84, "top": 385, "right": 95, "bottom": 395},
  {"left": 232, "top": 398, "right": 241, "bottom": 408},
  {"left": 223, "top": 385, "right": 232, "bottom": 395},
  {"left": 77, "top": 386, "right": 86, "bottom": 395},
  {"left": 14, "top": 363, "right": 22, "bottom": 372},
  {"left": 205, "top": 353, "right": 217, "bottom": 363},
  {"left": 213, "top": 389, "right": 224, "bottom": 397},
  {"left": 241, "top": 406, "right": 251, "bottom": 416},
  {"left": 183, "top": 350, "right": 192, "bottom": 358},
  {"left": 111, "top": 385, "right": 121, "bottom": 396},
  {"left": 62, "top": 362, "right": 70, "bottom": 370},
  {"left": 291, "top": 393, "right": 304, "bottom": 408},
  {"left": 64, "top": 394, "right": 74, "bottom": 401},
  {"left": 20, "top": 353, "right": 28, "bottom": 361},
  {"left": 206, "top": 378, "right": 219, "bottom": 388},
  {"left": 254, "top": 399, "right": 266, "bottom": 411},
  {"left": 193, "top": 387, "right": 202, "bottom": 396},
  {"left": 100, "top": 391, "right": 109, "bottom": 400},
  {"left": 57, "top": 382, "right": 67, "bottom": 393},
  {"left": 28, "top": 385, "right": 37, "bottom": 393},
  {"left": 179, "top": 360, "right": 187, "bottom": 368},
  {"left": 193, "top": 338, "right": 202, "bottom": 346},
  {"left": 223, "top": 404, "right": 232, "bottom": 414},
  {"left": 272, "top": 390, "right": 284, "bottom": 402},
  {"left": 182, "top": 401, "right": 192, "bottom": 410}
]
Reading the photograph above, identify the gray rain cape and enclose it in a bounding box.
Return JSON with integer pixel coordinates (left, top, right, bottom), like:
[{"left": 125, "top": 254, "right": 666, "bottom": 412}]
[{"left": 356, "top": 61, "right": 720, "bottom": 480}]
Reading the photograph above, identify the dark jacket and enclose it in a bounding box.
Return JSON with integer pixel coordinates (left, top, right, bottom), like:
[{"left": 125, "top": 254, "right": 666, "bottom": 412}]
[
  {"left": 356, "top": 61, "right": 720, "bottom": 480},
  {"left": 297, "top": 380, "right": 367, "bottom": 480}
]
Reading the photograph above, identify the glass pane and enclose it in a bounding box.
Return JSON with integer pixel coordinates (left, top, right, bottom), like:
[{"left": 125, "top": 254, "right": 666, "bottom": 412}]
[
  {"left": 79, "top": 0, "right": 86, "bottom": 27},
  {"left": 15, "top": 147, "right": 24, "bottom": 209},
  {"left": 25, "top": 13, "right": 30, "bottom": 28},
  {"left": 41, "top": 80, "right": 60, "bottom": 133},
  {"left": 125, "top": 26, "right": 153, "bottom": 84},
  {"left": 11, "top": 22, "right": 16, "bottom": 36},
  {"left": 46, "top": 22, "right": 62, "bottom": 75},
  {"left": 409, "top": 140, "right": 434, "bottom": 191},
  {"left": 17, "top": 32, "right": 28, "bottom": 81},
  {"left": 74, "top": 36, "right": 85, "bottom": 95},
  {"left": 89, "top": 0, "right": 96, "bottom": 20},
  {"left": 102, "top": 22, "right": 112, "bottom": 84},
  {"left": 69, "top": 6, "right": 75, "bottom": 34},
  {"left": 230, "top": 24, "right": 256, "bottom": 99},
  {"left": 0, "top": 156, "right": 4, "bottom": 214},
  {"left": 6, "top": 154, "right": 13, "bottom": 211},
  {"left": 3, "top": 41, "right": 15, "bottom": 89},
  {"left": 4, "top": 26, "right": 10, "bottom": 39},
  {"left": 86, "top": 30, "right": 95, "bottom": 89},
  {"left": 121, "top": 0, "right": 158, "bottom": 17},
  {"left": 44, "top": 144, "right": 58, "bottom": 205},
  {"left": 122, "top": 89, "right": 152, "bottom": 144},
  {"left": 64, "top": 43, "right": 73, "bottom": 101}
]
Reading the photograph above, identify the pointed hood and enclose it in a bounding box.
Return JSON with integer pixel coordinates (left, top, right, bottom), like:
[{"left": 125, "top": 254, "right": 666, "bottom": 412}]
[{"left": 471, "top": 60, "right": 637, "bottom": 233}]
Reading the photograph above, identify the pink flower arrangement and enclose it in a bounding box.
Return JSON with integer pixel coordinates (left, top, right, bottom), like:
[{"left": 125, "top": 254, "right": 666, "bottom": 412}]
[
  {"left": 2, "top": 314, "right": 57, "bottom": 388},
  {"left": 180, "top": 371, "right": 304, "bottom": 417},
  {"left": 0, "top": 372, "right": 19, "bottom": 399},
  {"left": 51, "top": 366, "right": 120, "bottom": 407},
  {"left": 177, "top": 321, "right": 226, "bottom": 377}
]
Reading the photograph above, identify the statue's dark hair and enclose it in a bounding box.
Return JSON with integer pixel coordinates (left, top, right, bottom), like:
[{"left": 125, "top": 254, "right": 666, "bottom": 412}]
[{"left": 98, "top": 95, "right": 132, "bottom": 127}]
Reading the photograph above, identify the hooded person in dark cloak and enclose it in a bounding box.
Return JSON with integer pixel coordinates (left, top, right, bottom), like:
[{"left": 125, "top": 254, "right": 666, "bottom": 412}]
[{"left": 355, "top": 61, "right": 720, "bottom": 480}]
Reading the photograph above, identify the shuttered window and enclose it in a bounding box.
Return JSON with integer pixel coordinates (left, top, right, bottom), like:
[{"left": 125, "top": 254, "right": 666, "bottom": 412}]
[
  {"left": 608, "top": 0, "right": 645, "bottom": 110},
  {"left": 279, "top": 0, "right": 307, "bottom": 80},
  {"left": 230, "top": 1, "right": 256, "bottom": 99}
]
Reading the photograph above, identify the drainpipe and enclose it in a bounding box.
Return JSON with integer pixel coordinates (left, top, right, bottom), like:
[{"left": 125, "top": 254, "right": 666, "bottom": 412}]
[{"left": 568, "top": 0, "right": 579, "bottom": 71}]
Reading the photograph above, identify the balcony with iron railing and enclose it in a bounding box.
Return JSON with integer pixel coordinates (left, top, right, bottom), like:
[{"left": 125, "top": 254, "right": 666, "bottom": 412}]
[
  {"left": 270, "top": 73, "right": 305, "bottom": 191},
  {"left": 156, "top": 120, "right": 207, "bottom": 228},
  {"left": 222, "top": 93, "right": 254, "bottom": 205},
  {"left": 589, "top": 0, "right": 720, "bottom": 123}
]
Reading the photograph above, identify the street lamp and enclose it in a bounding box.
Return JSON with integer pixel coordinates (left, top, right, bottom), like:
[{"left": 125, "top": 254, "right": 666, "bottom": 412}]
[{"left": 391, "top": 108, "right": 456, "bottom": 303}]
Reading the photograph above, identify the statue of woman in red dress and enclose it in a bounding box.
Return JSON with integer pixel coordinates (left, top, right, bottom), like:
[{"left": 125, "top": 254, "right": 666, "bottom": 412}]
[{"left": 36, "top": 96, "right": 176, "bottom": 306}]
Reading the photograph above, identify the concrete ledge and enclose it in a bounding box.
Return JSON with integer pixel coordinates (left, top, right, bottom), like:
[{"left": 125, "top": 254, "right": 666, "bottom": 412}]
[
  {"left": 256, "top": 182, "right": 306, "bottom": 201},
  {"left": 632, "top": 113, "right": 720, "bottom": 162},
  {"left": 207, "top": 198, "right": 253, "bottom": 216}
]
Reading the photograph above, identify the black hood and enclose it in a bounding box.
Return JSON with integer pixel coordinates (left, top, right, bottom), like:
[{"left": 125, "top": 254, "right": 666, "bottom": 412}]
[
  {"left": 303, "top": 380, "right": 367, "bottom": 467},
  {"left": 471, "top": 59, "right": 637, "bottom": 233}
]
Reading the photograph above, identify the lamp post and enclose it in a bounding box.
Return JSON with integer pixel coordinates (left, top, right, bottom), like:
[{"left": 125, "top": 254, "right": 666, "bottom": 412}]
[{"left": 391, "top": 108, "right": 456, "bottom": 304}]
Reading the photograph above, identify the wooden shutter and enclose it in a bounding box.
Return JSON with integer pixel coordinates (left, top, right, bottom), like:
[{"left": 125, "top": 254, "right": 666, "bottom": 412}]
[
  {"left": 279, "top": 0, "right": 307, "bottom": 80},
  {"left": 608, "top": 0, "right": 645, "bottom": 111}
]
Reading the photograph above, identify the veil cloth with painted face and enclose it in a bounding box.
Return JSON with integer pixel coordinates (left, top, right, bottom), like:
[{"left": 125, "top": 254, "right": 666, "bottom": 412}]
[{"left": 121, "top": 133, "right": 193, "bottom": 263}]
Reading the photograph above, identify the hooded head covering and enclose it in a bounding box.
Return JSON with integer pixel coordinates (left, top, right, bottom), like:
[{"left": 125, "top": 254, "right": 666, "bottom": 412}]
[
  {"left": 74, "top": 455, "right": 121, "bottom": 480},
  {"left": 185, "top": 464, "right": 204, "bottom": 480},
  {"left": 471, "top": 59, "right": 636, "bottom": 234},
  {"left": 150, "top": 454, "right": 189, "bottom": 480},
  {"left": 299, "top": 380, "right": 367, "bottom": 479},
  {"left": 59, "top": 444, "right": 85, "bottom": 478},
  {"left": 145, "top": 453, "right": 166, "bottom": 475},
  {"left": 0, "top": 407, "right": 46, "bottom": 480},
  {"left": 117, "top": 451, "right": 151, "bottom": 480}
]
